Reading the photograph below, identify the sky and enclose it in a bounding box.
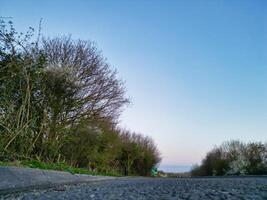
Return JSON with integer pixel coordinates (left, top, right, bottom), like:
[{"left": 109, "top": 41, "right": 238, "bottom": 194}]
[{"left": 1, "top": 0, "right": 267, "bottom": 171}]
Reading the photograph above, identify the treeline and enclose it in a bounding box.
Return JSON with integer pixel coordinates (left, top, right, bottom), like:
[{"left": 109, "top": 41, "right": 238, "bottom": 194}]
[
  {"left": 0, "top": 20, "right": 160, "bottom": 176},
  {"left": 191, "top": 140, "right": 267, "bottom": 176}
]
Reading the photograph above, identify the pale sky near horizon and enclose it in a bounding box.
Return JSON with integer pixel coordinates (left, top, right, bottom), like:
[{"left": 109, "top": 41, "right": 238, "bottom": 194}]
[{"left": 1, "top": 0, "right": 267, "bottom": 168}]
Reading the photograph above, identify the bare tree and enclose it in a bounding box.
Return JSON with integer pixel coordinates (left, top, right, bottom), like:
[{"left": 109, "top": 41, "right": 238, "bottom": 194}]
[{"left": 40, "top": 37, "right": 130, "bottom": 140}]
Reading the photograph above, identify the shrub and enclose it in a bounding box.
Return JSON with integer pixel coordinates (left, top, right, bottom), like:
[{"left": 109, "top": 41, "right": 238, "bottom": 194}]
[{"left": 191, "top": 140, "right": 267, "bottom": 176}]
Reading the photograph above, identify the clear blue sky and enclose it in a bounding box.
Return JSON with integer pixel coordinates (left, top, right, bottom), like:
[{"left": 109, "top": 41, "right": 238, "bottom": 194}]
[{"left": 1, "top": 0, "right": 267, "bottom": 168}]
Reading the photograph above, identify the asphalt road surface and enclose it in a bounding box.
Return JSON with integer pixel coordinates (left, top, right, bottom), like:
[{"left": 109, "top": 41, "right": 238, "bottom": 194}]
[{"left": 1, "top": 177, "right": 267, "bottom": 200}]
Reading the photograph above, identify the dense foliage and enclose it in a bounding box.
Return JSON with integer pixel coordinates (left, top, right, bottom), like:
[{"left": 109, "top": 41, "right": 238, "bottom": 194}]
[
  {"left": 191, "top": 140, "right": 267, "bottom": 176},
  {"left": 0, "top": 20, "right": 161, "bottom": 176}
]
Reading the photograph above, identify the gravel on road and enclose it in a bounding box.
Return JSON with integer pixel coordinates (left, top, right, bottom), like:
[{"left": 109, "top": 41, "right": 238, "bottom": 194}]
[{"left": 1, "top": 177, "right": 267, "bottom": 200}]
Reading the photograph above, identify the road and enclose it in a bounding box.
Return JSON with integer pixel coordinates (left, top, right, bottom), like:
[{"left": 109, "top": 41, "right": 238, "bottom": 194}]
[{"left": 1, "top": 177, "right": 267, "bottom": 200}]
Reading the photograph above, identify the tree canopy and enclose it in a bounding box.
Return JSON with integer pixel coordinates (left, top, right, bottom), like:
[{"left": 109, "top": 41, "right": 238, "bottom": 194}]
[
  {"left": 0, "top": 19, "right": 161, "bottom": 176},
  {"left": 191, "top": 140, "right": 267, "bottom": 176}
]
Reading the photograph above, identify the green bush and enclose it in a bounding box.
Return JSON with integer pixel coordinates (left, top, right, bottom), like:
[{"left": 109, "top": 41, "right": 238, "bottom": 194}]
[{"left": 191, "top": 140, "right": 267, "bottom": 176}]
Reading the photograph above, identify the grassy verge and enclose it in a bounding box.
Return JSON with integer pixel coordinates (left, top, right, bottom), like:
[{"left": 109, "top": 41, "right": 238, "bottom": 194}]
[{"left": 0, "top": 160, "right": 121, "bottom": 177}]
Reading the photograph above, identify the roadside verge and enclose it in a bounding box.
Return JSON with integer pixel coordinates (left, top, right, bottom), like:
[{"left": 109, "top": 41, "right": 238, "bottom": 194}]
[{"left": 0, "top": 166, "right": 116, "bottom": 195}]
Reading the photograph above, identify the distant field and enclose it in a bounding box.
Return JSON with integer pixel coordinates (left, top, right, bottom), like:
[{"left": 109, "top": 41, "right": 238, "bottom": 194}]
[{"left": 159, "top": 165, "right": 191, "bottom": 173}]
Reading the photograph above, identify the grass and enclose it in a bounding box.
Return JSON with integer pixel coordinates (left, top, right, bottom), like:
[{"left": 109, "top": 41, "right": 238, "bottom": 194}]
[{"left": 0, "top": 160, "right": 121, "bottom": 177}]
